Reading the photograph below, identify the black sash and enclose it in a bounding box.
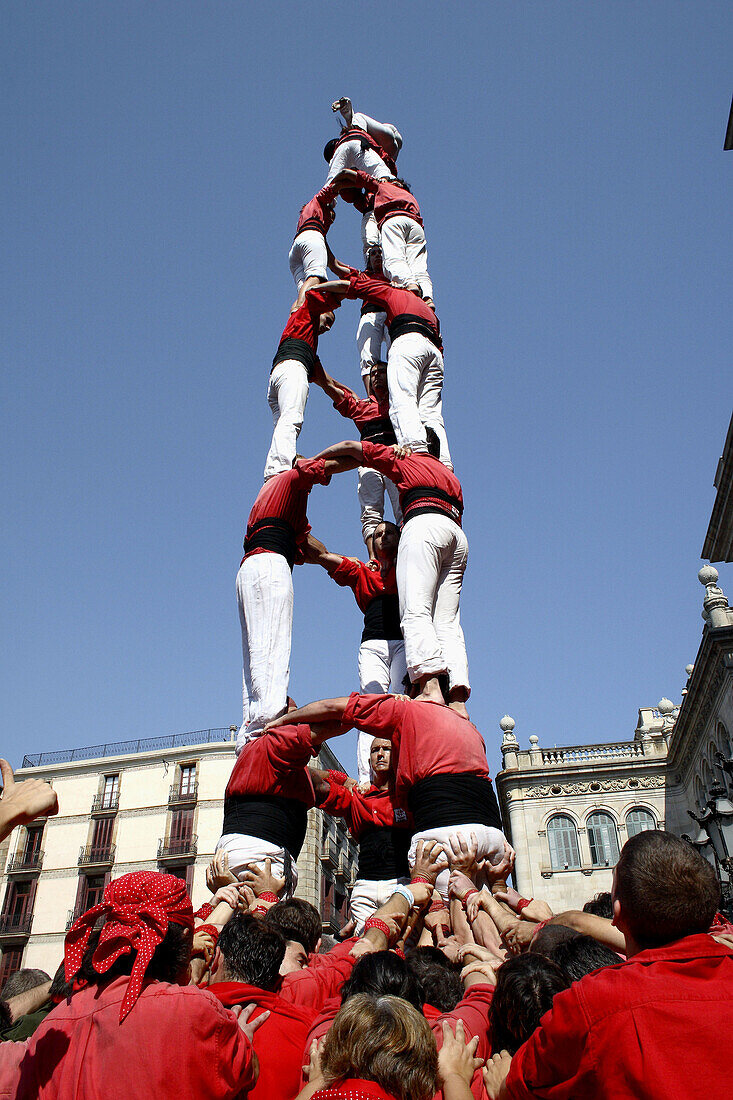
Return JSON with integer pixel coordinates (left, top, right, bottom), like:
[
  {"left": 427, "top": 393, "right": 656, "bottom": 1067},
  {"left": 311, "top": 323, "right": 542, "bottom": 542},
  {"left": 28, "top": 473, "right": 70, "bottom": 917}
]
[
  {"left": 388, "top": 313, "right": 441, "bottom": 349},
  {"left": 360, "top": 300, "right": 385, "bottom": 317},
  {"left": 272, "top": 337, "right": 317, "bottom": 380},
  {"left": 407, "top": 773, "right": 502, "bottom": 833},
  {"left": 295, "top": 218, "right": 326, "bottom": 237},
  {"left": 361, "top": 594, "right": 402, "bottom": 643},
  {"left": 222, "top": 794, "right": 308, "bottom": 860},
  {"left": 244, "top": 518, "right": 297, "bottom": 570},
  {"left": 359, "top": 416, "right": 396, "bottom": 445},
  {"left": 401, "top": 486, "right": 463, "bottom": 526},
  {"left": 356, "top": 825, "right": 411, "bottom": 880}
]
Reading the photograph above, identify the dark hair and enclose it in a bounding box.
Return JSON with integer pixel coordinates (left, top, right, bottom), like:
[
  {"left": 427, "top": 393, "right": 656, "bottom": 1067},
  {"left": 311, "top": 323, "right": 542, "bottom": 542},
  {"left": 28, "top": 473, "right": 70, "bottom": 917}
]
[
  {"left": 549, "top": 934, "right": 621, "bottom": 981},
  {"left": 0, "top": 1000, "right": 11, "bottom": 1030},
  {"left": 71, "top": 921, "right": 191, "bottom": 988},
  {"left": 425, "top": 427, "right": 440, "bottom": 459},
  {"left": 529, "top": 923, "right": 580, "bottom": 958},
  {"left": 264, "top": 898, "right": 321, "bottom": 954},
  {"left": 341, "top": 950, "right": 422, "bottom": 1010},
  {"left": 614, "top": 830, "right": 720, "bottom": 948},
  {"left": 488, "top": 954, "right": 570, "bottom": 1054},
  {"left": 391, "top": 178, "right": 412, "bottom": 194},
  {"left": 323, "top": 138, "right": 338, "bottom": 163},
  {"left": 406, "top": 947, "right": 462, "bottom": 1012},
  {"left": 582, "top": 892, "right": 613, "bottom": 919},
  {"left": 217, "top": 914, "right": 286, "bottom": 991},
  {"left": 1, "top": 967, "right": 52, "bottom": 1000}
]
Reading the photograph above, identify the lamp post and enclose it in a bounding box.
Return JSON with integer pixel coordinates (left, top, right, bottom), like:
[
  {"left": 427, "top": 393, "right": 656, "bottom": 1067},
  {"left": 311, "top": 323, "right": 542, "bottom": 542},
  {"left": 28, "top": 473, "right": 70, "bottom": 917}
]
[{"left": 688, "top": 785, "right": 733, "bottom": 918}]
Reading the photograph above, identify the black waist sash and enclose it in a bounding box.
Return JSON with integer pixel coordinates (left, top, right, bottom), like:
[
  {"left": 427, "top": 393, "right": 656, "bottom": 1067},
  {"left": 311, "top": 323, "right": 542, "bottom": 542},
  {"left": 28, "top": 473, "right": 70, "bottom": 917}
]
[
  {"left": 223, "top": 794, "right": 308, "bottom": 860},
  {"left": 243, "top": 518, "right": 297, "bottom": 570},
  {"left": 388, "top": 314, "right": 441, "bottom": 349},
  {"left": 272, "top": 337, "right": 317, "bottom": 380},
  {"left": 361, "top": 594, "right": 402, "bottom": 643},
  {"left": 356, "top": 825, "right": 411, "bottom": 880},
  {"left": 295, "top": 218, "right": 326, "bottom": 237},
  {"left": 359, "top": 416, "right": 396, "bottom": 445},
  {"left": 360, "top": 300, "right": 385, "bottom": 317},
  {"left": 407, "top": 773, "right": 502, "bottom": 833},
  {"left": 401, "top": 486, "right": 463, "bottom": 526}
]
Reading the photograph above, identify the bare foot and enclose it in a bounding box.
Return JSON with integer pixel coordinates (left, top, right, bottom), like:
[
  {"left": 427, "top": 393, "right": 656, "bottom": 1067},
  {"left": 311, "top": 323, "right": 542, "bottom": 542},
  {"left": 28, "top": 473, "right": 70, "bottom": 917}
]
[{"left": 417, "top": 676, "right": 445, "bottom": 704}]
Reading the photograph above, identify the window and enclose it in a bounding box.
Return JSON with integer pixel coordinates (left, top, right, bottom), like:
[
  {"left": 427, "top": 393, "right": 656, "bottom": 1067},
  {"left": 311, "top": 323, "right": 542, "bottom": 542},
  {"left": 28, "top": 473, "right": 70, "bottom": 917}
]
[
  {"left": 626, "top": 808, "right": 656, "bottom": 837},
  {"left": 0, "top": 948, "right": 24, "bottom": 987},
  {"left": 169, "top": 808, "right": 194, "bottom": 851},
  {"left": 1, "top": 881, "right": 36, "bottom": 934},
  {"left": 547, "top": 815, "right": 581, "bottom": 870},
  {"left": 179, "top": 765, "right": 196, "bottom": 798},
  {"left": 81, "top": 873, "right": 106, "bottom": 911},
  {"left": 22, "top": 826, "right": 43, "bottom": 865},
  {"left": 90, "top": 816, "right": 114, "bottom": 858},
  {"left": 101, "top": 775, "right": 119, "bottom": 810},
  {"left": 167, "top": 864, "right": 194, "bottom": 893},
  {"left": 587, "top": 812, "right": 620, "bottom": 866}
]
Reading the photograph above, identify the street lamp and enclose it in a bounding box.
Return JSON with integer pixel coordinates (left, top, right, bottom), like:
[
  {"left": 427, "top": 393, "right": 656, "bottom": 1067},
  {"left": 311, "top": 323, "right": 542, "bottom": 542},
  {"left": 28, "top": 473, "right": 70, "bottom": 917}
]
[{"left": 704, "top": 785, "right": 733, "bottom": 870}]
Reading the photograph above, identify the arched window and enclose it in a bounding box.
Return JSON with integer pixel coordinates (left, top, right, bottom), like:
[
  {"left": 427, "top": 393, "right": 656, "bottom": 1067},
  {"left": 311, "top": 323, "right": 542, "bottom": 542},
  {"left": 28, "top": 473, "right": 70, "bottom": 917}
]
[
  {"left": 587, "top": 811, "right": 620, "bottom": 867},
  {"left": 625, "top": 808, "right": 656, "bottom": 837},
  {"left": 547, "top": 815, "right": 581, "bottom": 870}
]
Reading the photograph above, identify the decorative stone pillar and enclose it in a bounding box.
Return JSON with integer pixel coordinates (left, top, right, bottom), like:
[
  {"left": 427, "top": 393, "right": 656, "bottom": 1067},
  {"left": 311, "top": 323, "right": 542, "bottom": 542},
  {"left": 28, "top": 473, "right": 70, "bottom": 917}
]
[
  {"left": 529, "top": 734, "right": 541, "bottom": 766},
  {"left": 699, "top": 566, "right": 731, "bottom": 629},
  {"left": 499, "top": 716, "right": 518, "bottom": 770}
]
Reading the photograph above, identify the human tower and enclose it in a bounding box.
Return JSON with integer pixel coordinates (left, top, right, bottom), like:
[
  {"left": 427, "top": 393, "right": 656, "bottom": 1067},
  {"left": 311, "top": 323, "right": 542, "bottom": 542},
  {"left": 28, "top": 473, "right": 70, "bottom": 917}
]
[{"left": 217, "top": 99, "right": 511, "bottom": 928}]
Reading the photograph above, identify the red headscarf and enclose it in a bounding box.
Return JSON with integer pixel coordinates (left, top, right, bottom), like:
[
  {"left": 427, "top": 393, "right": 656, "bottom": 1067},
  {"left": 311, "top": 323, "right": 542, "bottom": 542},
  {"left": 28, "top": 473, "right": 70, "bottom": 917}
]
[{"left": 64, "top": 870, "right": 194, "bottom": 1022}]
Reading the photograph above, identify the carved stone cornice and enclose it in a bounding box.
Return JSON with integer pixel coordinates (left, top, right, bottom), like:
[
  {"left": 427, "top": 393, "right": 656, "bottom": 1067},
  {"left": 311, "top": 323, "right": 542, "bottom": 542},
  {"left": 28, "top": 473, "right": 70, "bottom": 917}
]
[
  {"left": 509, "top": 774, "right": 666, "bottom": 799},
  {"left": 667, "top": 624, "right": 733, "bottom": 781}
]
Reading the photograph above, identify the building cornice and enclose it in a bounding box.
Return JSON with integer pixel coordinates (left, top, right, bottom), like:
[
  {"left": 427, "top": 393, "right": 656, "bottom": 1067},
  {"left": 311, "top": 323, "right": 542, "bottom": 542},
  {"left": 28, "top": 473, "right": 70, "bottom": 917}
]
[{"left": 667, "top": 623, "right": 733, "bottom": 781}]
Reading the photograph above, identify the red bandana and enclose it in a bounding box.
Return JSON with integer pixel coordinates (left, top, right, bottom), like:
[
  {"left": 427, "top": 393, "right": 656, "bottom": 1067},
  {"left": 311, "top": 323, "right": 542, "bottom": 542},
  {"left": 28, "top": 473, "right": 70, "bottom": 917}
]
[{"left": 64, "top": 870, "right": 194, "bottom": 1022}]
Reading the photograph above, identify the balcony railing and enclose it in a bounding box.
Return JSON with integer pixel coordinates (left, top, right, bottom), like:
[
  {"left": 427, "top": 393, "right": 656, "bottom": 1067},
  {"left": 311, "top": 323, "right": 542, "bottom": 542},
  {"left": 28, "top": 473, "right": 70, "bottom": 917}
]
[
  {"left": 168, "top": 782, "right": 198, "bottom": 805},
  {"left": 91, "top": 793, "right": 119, "bottom": 814},
  {"left": 6, "top": 850, "right": 44, "bottom": 874},
  {"left": 0, "top": 912, "right": 33, "bottom": 937},
  {"left": 78, "top": 843, "right": 116, "bottom": 867},
  {"left": 158, "top": 835, "right": 197, "bottom": 861}
]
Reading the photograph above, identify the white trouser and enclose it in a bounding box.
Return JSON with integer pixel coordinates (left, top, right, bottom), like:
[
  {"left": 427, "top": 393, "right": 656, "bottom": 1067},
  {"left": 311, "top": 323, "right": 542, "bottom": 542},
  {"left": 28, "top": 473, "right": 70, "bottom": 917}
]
[
  {"left": 358, "top": 467, "right": 402, "bottom": 541},
  {"left": 288, "top": 230, "right": 328, "bottom": 290},
  {"left": 408, "top": 825, "right": 506, "bottom": 900},
  {"left": 325, "top": 139, "right": 392, "bottom": 185},
  {"left": 217, "top": 833, "right": 298, "bottom": 897},
  {"left": 236, "top": 553, "right": 293, "bottom": 746},
  {"left": 265, "top": 360, "right": 309, "bottom": 479},
  {"left": 387, "top": 333, "right": 451, "bottom": 467},
  {"left": 350, "top": 876, "right": 408, "bottom": 934},
  {"left": 351, "top": 113, "right": 403, "bottom": 158},
  {"left": 356, "top": 639, "right": 408, "bottom": 782},
  {"left": 357, "top": 309, "right": 389, "bottom": 377},
  {"left": 396, "top": 514, "right": 469, "bottom": 691},
  {"left": 361, "top": 210, "right": 380, "bottom": 260},
  {"left": 380, "top": 215, "right": 432, "bottom": 300}
]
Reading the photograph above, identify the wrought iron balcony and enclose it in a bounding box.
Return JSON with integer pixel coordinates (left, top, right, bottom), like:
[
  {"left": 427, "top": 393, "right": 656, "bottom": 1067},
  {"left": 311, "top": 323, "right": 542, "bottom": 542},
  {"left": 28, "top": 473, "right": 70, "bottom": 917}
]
[
  {"left": 168, "top": 782, "right": 198, "bottom": 805},
  {"left": 78, "top": 843, "right": 116, "bottom": 867},
  {"left": 158, "top": 835, "right": 197, "bottom": 861},
  {"left": 91, "top": 793, "right": 119, "bottom": 814},
  {"left": 0, "top": 912, "right": 33, "bottom": 937},
  {"left": 6, "top": 850, "right": 44, "bottom": 874}
]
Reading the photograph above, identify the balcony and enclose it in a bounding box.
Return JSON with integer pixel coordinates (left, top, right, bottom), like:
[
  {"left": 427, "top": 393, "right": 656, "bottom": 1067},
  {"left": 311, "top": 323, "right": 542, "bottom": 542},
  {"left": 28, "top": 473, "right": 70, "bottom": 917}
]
[
  {"left": 158, "top": 834, "right": 197, "bottom": 861},
  {"left": 320, "top": 834, "right": 339, "bottom": 868},
  {"left": 78, "top": 843, "right": 116, "bottom": 867},
  {"left": 91, "top": 793, "right": 119, "bottom": 814},
  {"left": 6, "top": 850, "right": 44, "bottom": 874},
  {"left": 0, "top": 912, "right": 33, "bottom": 937},
  {"left": 168, "top": 782, "right": 198, "bottom": 805}
]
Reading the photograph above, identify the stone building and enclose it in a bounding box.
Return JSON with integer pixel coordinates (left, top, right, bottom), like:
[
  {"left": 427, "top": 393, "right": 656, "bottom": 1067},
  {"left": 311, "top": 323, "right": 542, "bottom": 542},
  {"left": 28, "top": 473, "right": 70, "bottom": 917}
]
[{"left": 0, "top": 728, "right": 357, "bottom": 984}]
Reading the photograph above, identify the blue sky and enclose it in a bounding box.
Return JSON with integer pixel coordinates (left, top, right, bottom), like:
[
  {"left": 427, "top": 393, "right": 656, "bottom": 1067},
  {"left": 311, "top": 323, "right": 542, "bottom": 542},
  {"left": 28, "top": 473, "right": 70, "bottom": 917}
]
[{"left": 3, "top": 3, "right": 732, "bottom": 779}]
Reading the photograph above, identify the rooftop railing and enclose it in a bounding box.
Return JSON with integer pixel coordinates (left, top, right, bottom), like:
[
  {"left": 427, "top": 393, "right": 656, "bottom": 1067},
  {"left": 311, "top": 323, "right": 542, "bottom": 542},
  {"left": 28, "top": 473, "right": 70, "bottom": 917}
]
[{"left": 22, "top": 728, "right": 234, "bottom": 769}]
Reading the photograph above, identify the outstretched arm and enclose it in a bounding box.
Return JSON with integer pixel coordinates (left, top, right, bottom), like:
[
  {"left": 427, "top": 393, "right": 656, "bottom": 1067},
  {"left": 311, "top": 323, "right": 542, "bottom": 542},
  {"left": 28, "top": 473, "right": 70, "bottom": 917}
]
[
  {"left": 314, "top": 278, "right": 351, "bottom": 298},
  {"left": 326, "top": 246, "right": 352, "bottom": 280},
  {"left": 315, "top": 440, "right": 365, "bottom": 466},
  {"left": 310, "top": 358, "right": 347, "bottom": 404},
  {"left": 266, "top": 698, "right": 352, "bottom": 731},
  {"left": 302, "top": 533, "right": 344, "bottom": 573}
]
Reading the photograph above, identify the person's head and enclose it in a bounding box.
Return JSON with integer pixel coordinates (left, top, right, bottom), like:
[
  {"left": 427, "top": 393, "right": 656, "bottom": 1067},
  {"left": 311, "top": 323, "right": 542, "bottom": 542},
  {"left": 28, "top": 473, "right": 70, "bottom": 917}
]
[
  {"left": 319, "top": 311, "right": 335, "bottom": 335},
  {"left": 582, "top": 892, "right": 613, "bottom": 919},
  {"left": 366, "top": 244, "right": 383, "bottom": 275},
  {"left": 213, "top": 914, "right": 285, "bottom": 991},
  {"left": 340, "top": 950, "right": 422, "bottom": 1010},
  {"left": 425, "top": 427, "right": 440, "bottom": 459},
  {"left": 323, "top": 138, "right": 339, "bottom": 163},
  {"left": 264, "top": 898, "right": 322, "bottom": 973},
  {"left": 321, "top": 993, "right": 438, "bottom": 1100},
  {"left": 1, "top": 967, "right": 52, "bottom": 1001},
  {"left": 389, "top": 178, "right": 412, "bottom": 194},
  {"left": 528, "top": 923, "right": 580, "bottom": 958},
  {"left": 369, "top": 738, "right": 393, "bottom": 787},
  {"left": 549, "top": 934, "right": 622, "bottom": 982},
  {"left": 368, "top": 360, "right": 389, "bottom": 403},
  {"left": 488, "top": 954, "right": 570, "bottom": 1054},
  {"left": 405, "top": 947, "right": 462, "bottom": 1012},
  {"left": 372, "top": 519, "right": 399, "bottom": 563},
  {"left": 325, "top": 201, "right": 336, "bottom": 228},
  {"left": 612, "top": 830, "right": 720, "bottom": 953}
]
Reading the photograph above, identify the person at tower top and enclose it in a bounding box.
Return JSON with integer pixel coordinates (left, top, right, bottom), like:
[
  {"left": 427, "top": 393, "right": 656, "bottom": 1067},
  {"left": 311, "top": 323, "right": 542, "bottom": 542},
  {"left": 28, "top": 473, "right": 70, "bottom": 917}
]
[
  {"left": 264, "top": 286, "right": 341, "bottom": 481},
  {"left": 312, "top": 268, "right": 451, "bottom": 468},
  {"left": 324, "top": 97, "right": 402, "bottom": 186},
  {"left": 288, "top": 180, "right": 338, "bottom": 314},
  {"left": 315, "top": 434, "right": 468, "bottom": 711}
]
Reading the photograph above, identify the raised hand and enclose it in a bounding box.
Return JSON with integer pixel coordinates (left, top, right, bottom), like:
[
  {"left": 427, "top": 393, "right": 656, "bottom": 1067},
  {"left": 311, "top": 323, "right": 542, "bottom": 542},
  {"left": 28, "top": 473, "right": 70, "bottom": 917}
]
[
  {"left": 446, "top": 831, "right": 478, "bottom": 875},
  {"left": 0, "top": 759, "right": 58, "bottom": 842},
  {"left": 206, "top": 850, "right": 237, "bottom": 893},
  {"left": 437, "top": 1020, "right": 483, "bottom": 1087},
  {"left": 240, "top": 858, "right": 285, "bottom": 899}
]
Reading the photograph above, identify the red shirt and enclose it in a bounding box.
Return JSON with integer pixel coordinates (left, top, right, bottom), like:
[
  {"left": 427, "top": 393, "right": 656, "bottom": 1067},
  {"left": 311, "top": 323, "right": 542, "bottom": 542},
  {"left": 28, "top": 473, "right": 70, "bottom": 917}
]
[
  {"left": 333, "top": 386, "right": 390, "bottom": 431},
  {"left": 505, "top": 934, "right": 733, "bottom": 1100},
  {"left": 295, "top": 182, "right": 337, "bottom": 237},
  {"left": 426, "top": 984, "right": 494, "bottom": 1100},
  {"left": 225, "top": 724, "right": 316, "bottom": 804},
  {"left": 278, "top": 287, "right": 341, "bottom": 353},
  {"left": 6, "top": 975, "right": 257, "bottom": 1100},
  {"left": 360, "top": 443, "right": 463, "bottom": 526},
  {"left": 243, "top": 458, "right": 330, "bottom": 564},
  {"left": 319, "top": 778, "right": 411, "bottom": 842},
  {"left": 279, "top": 941, "right": 358, "bottom": 1010},
  {"left": 210, "top": 982, "right": 316, "bottom": 1100},
  {"left": 351, "top": 170, "right": 423, "bottom": 229},
  {"left": 341, "top": 694, "right": 490, "bottom": 807},
  {"left": 346, "top": 270, "right": 439, "bottom": 337},
  {"left": 329, "top": 557, "right": 397, "bottom": 615},
  {"left": 313, "top": 1082, "right": 397, "bottom": 1100}
]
